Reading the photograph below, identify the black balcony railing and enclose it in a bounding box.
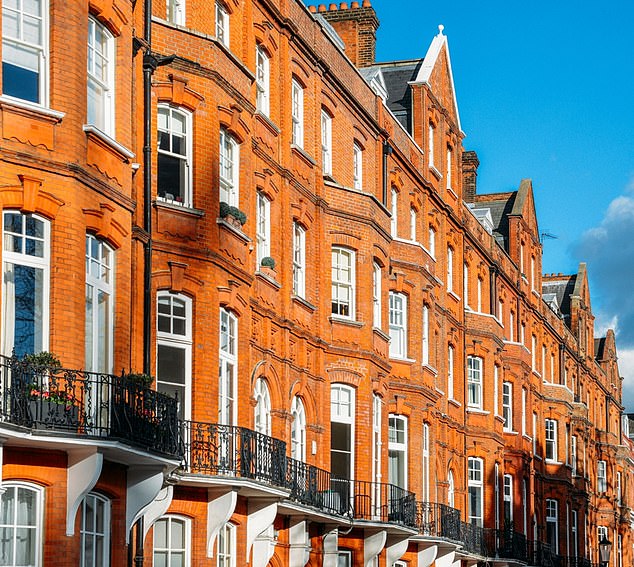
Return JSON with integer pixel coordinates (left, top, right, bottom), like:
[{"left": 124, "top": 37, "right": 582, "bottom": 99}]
[
  {"left": 483, "top": 527, "right": 528, "bottom": 562},
  {"left": 416, "top": 502, "right": 462, "bottom": 540},
  {"left": 286, "top": 458, "right": 351, "bottom": 516},
  {"left": 559, "top": 557, "right": 593, "bottom": 567},
  {"left": 0, "top": 356, "right": 181, "bottom": 457},
  {"left": 181, "top": 421, "right": 287, "bottom": 485},
  {"left": 352, "top": 480, "right": 417, "bottom": 527},
  {"left": 460, "top": 521, "right": 486, "bottom": 556}
]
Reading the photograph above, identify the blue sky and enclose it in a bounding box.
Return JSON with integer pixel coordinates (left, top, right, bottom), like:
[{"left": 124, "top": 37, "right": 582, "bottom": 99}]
[{"left": 370, "top": 0, "right": 634, "bottom": 408}]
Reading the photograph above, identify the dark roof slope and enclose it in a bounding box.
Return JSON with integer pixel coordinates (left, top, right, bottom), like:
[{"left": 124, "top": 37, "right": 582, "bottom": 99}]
[
  {"left": 542, "top": 275, "right": 576, "bottom": 323},
  {"left": 471, "top": 192, "right": 516, "bottom": 250},
  {"left": 595, "top": 337, "right": 606, "bottom": 360},
  {"left": 372, "top": 59, "right": 423, "bottom": 134}
]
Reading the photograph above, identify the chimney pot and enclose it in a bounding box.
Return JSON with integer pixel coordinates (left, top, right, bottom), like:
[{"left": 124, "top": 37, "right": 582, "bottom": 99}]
[
  {"left": 340, "top": 2, "right": 348, "bottom": 9},
  {"left": 329, "top": 3, "right": 338, "bottom": 9},
  {"left": 362, "top": 0, "right": 371, "bottom": 6},
  {"left": 318, "top": 3, "right": 327, "bottom": 11},
  {"left": 350, "top": 0, "right": 359, "bottom": 6},
  {"left": 308, "top": 4, "right": 317, "bottom": 12}
]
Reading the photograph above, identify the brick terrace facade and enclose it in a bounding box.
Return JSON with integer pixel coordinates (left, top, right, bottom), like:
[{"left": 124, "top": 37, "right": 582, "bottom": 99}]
[{"left": 0, "top": 0, "right": 632, "bottom": 565}]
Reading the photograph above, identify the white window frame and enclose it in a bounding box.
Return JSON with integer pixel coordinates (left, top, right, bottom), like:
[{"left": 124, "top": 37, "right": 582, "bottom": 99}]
[
  {"left": 597, "top": 460, "right": 607, "bottom": 492},
  {"left": 545, "top": 418, "right": 558, "bottom": 462},
  {"left": 422, "top": 304, "right": 429, "bottom": 365},
  {"left": 157, "top": 104, "right": 192, "bottom": 207},
  {"left": 353, "top": 142, "right": 363, "bottom": 191},
  {"left": 157, "top": 292, "right": 192, "bottom": 421},
  {"left": 255, "top": 44, "right": 270, "bottom": 115},
  {"left": 571, "top": 435, "right": 577, "bottom": 476},
  {"left": 80, "top": 492, "right": 110, "bottom": 567},
  {"left": 463, "top": 263, "right": 469, "bottom": 308},
  {"left": 292, "top": 223, "right": 306, "bottom": 298},
  {"left": 153, "top": 515, "right": 191, "bottom": 567},
  {"left": 476, "top": 277, "right": 483, "bottom": 312},
  {"left": 446, "top": 146, "right": 453, "bottom": 189},
  {"left": 372, "top": 395, "right": 382, "bottom": 488},
  {"left": 447, "top": 246, "right": 454, "bottom": 292},
  {"left": 219, "top": 308, "right": 237, "bottom": 425},
  {"left": 217, "top": 522, "right": 236, "bottom": 567},
  {"left": 388, "top": 414, "right": 408, "bottom": 490},
  {"left": 2, "top": 211, "right": 50, "bottom": 357},
  {"left": 390, "top": 189, "right": 398, "bottom": 238},
  {"left": 85, "top": 234, "right": 114, "bottom": 374},
  {"left": 503, "top": 474, "right": 513, "bottom": 524},
  {"left": 410, "top": 207, "right": 417, "bottom": 241},
  {"left": 467, "top": 356, "right": 482, "bottom": 409},
  {"left": 532, "top": 412, "right": 538, "bottom": 455},
  {"left": 521, "top": 388, "right": 527, "bottom": 435},
  {"left": 494, "top": 365, "right": 499, "bottom": 415},
  {"left": 255, "top": 192, "right": 271, "bottom": 265},
  {"left": 428, "top": 123, "right": 435, "bottom": 168},
  {"left": 448, "top": 470, "right": 455, "bottom": 507},
  {"left": 87, "top": 17, "right": 115, "bottom": 136},
  {"left": 389, "top": 292, "right": 407, "bottom": 359},
  {"left": 571, "top": 509, "right": 578, "bottom": 558},
  {"left": 447, "top": 345, "right": 454, "bottom": 399},
  {"left": 253, "top": 377, "right": 271, "bottom": 435},
  {"left": 509, "top": 310, "right": 515, "bottom": 341},
  {"left": 215, "top": 1, "right": 229, "bottom": 47},
  {"left": 2, "top": 0, "right": 48, "bottom": 105},
  {"left": 321, "top": 109, "right": 332, "bottom": 176},
  {"left": 331, "top": 247, "right": 355, "bottom": 320},
  {"left": 0, "top": 482, "right": 44, "bottom": 567},
  {"left": 546, "top": 499, "right": 558, "bottom": 551},
  {"left": 502, "top": 381, "right": 513, "bottom": 431},
  {"left": 372, "top": 262, "right": 381, "bottom": 328},
  {"left": 291, "top": 79, "right": 304, "bottom": 148},
  {"left": 617, "top": 471, "right": 622, "bottom": 505},
  {"left": 331, "top": 384, "right": 355, "bottom": 482},
  {"left": 468, "top": 457, "right": 483, "bottom": 526},
  {"left": 291, "top": 396, "right": 306, "bottom": 462},
  {"left": 428, "top": 226, "right": 436, "bottom": 258},
  {"left": 167, "top": 0, "right": 185, "bottom": 24},
  {"left": 422, "top": 423, "right": 430, "bottom": 500},
  {"left": 219, "top": 127, "right": 239, "bottom": 207}
]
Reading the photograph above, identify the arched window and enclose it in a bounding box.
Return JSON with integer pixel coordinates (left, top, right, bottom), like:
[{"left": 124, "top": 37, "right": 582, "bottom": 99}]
[
  {"left": 80, "top": 492, "right": 110, "bottom": 567},
  {"left": 254, "top": 378, "right": 271, "bottom": 435},
  {"left": 290, "top": 396, "right": 306, "bottom": 461},
  {"left": 2, "top": 211, "right": 50, "bottom": 357},
  {"left": 331, "top": 385, "right": 355, "bottom": 482},
  {"left": 0, "top": 482, "right": 43, "bottom": 566},
  {"left": 217, "top": 522, "right": 236, "bottom": 567},
  {"left": 219, "top": 128, "right": 240, "bottom": 207},
  {"left": 219, "top": 308, "right": 237, "bottom": 425},
  {"left": 157, "top": 292, "right": 192, "bottom": 420},
  {"left": 153, "top": 514, "right": 190, "bottom": 567},
  {"left": 86, "top": 234, "right": 114, "bottom": 374}
]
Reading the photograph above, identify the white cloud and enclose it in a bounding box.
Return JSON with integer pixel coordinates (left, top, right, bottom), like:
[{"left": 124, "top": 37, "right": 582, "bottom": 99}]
[{"left": 618, "top": 348, "right": 634, "bottom": 412}]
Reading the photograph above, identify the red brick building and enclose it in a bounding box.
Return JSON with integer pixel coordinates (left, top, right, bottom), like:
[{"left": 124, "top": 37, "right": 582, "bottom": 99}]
[{"left": 0, "top": 0, "right": 631, "bottom": 566}]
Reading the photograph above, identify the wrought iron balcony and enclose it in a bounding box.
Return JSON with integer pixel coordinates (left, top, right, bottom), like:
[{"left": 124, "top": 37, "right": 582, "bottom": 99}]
[
  {"left": 559, "top": 556, "right": 592, "bottom": 567},
  {"left": 0, "top": 356, "right": 181, "bottom": 458},
  {"left": 286, "top": 458, "right": 351, "bottom": 516},
  {"left": 352, "top": 480, "right": 417, "bottom": 527},
  {"left": 415, "top": 502, "right": 462, "bottom": 540},
  {"left": 483, "top": 527, "right": 528, "bottom": 562},
  {"left": 181, "top": 421, "right": 287, "bottom": 486},
  {"left": 460, "top": 521, "right": 486, "bottom": 556}
]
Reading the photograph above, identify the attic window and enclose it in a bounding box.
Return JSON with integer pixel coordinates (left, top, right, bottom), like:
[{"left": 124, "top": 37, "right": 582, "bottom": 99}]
[{"left": 468, "top": 206, "right": 494, "bottom": 235}]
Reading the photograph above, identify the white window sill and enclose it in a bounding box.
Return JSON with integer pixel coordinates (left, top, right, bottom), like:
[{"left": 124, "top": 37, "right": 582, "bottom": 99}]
[
  {"left": 292, "top": 295, "right": 316, "bottom": 311},
  {"left": 447, "top": 187, "right": 458, "bottom": 200},
  {"left": 466, "top": 408, "right": 490, "bottom": 415},
  {"left": 545, "top": 459, "right": 562, "bottom": 465},
  {"left": 448, "top": 398, "right": 461, "bottom": 408},
  {"left": 0, "top": 95, "right": 65, "bottom": 120},
  {"left": 389, "top": 355, "right": 416, "bottom": 364},
  {"left": 532, "top": 289, "right": 541, "bottom": 298},
  {"left": 522, "top": 434, "right": 532, "bottom": 442},
  {"left": 422, "top": 363, "right": 438, "bottom": 376},
  {"left": 429, "top": 165, "right": 442, "bottom": 180},
  {"left": 503, "top": 429, "right": 519, "bottom": 436},
  {"left": 329, "top": 316, "right": 362, "bottom": 328},
  {"left": 83, "top": 124, "right": 135, "bottom": 159},
  {"left": 448, "top": 290, "right": 461, "bottom": 302}
]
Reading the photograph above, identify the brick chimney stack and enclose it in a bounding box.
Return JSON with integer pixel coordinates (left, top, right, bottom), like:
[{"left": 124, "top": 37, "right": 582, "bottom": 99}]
[
  {"left": 309, "top": 1, "right": 379, "bottom": 67},
  {"left": 462, "top": 150, "right": 479, "bottom": 203}
]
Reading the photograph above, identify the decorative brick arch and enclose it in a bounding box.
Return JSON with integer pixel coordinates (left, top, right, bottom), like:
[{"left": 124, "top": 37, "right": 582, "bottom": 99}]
[
  {"left": 254, "top": 169, "right": 278, "bottom": 202},
  {"left": 390, "top": 272, "right": 413, "bottom": 296},
  {"left": 0, "top": 175, "right": 64, "bottom": 219},
  {"left": 289, "top": 380, "right": 318, "bottom": 427},
  {"left": 89, "top": 0, "right": 128, "bottom": 36},
  {"left": 326, "top": 367, "right": 362, "bottom": 388},
  {"left": 329, "top": 231, "right": 361, "bottom": 251},
  {"left": 250, "top": 360, "right": 283, "bottom": 412},
  {"left": 154, "top": 74, "right": 204, "bottom": 112},
  {"left": 217, "top": 281, "right": 248, "bottom": 316},
  {"left": 389, "top": 168, "right": 404, "bottom": 193},
  {"left": 253, "top": 21, "right": 278, "bottom": 55},
  {"left": 291, "top": 198, "right": 314, "bottom": 229},
  {"left": 388, "top": 395, "right": 411, "bottom": 417},
  {"left": 152, "top": 262, "right": 203, "bottom": 296},
  {"left": 218, "top": 104, "right": 250, "bottom": 144},
  {"left": 82, "top": 203, "right": 128, "bottom": 249}
]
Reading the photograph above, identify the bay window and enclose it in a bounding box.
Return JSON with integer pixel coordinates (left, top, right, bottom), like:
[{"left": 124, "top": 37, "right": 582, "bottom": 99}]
[{"left": 87, "top": 17, "right": 115, "bottom": 135}]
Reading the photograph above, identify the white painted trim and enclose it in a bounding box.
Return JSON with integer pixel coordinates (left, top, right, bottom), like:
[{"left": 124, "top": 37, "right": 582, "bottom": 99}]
[
  {"left": 207, "top": 489, "right": 237, "bottom": 557},
  {"left": 125, "top": 467, "right": 165, "bottom": 543},
  {"left": 142, "top": 485, "right": 174, "bottom": 540},
  {"left": 66, "top": 449, "right": 103, "bottom": 536}
]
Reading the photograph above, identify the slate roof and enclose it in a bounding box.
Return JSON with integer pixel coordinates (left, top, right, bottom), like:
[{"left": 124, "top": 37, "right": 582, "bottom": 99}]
[
  {"left": 370, "top": 59, "right": 423, "bottom": 134},
  {"left": 470, "top": 192, "right": 517, "bottom": 250},
  {"left": 595, "top": 337, "right": 606, "bottom": 360},
  {"left": 542, "top": 276, "right": 576, "bottom": 322}
]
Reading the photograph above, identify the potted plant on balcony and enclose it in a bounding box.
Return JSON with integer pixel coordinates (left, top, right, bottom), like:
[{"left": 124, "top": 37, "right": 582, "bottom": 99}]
[
  {"left": 27, "top": 383, "right": 79, "bottom": 429},
  {"left": 123, "top": 372, "right": 154, "bottom": 388},
  {"left": 219, "top": 201, "right": 247, "bottom": 229},
  {"left": 259, "top": 256, "right": 276, "bottom": 278}
]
